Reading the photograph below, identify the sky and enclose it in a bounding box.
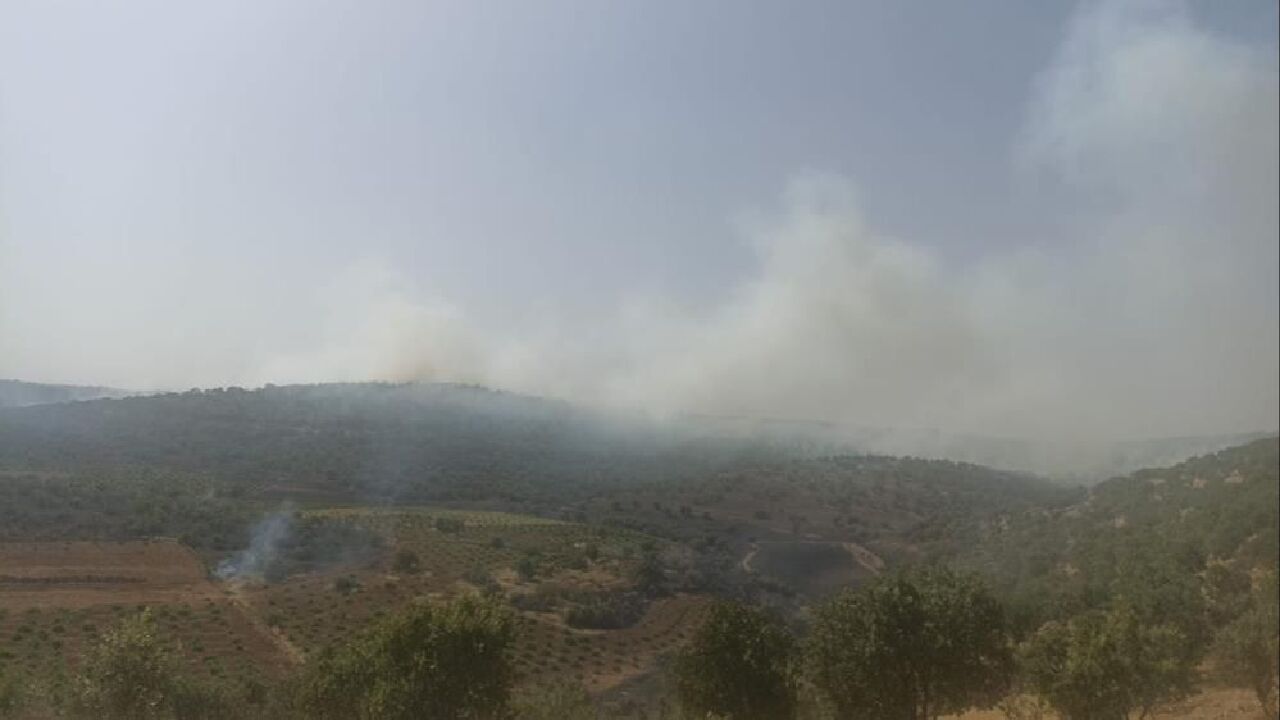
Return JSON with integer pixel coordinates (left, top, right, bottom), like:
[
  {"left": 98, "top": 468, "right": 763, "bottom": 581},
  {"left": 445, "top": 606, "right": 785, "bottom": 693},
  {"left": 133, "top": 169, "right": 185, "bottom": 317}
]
[{"left": 1, "top": 0, "right": 1276, "bottom": 441}]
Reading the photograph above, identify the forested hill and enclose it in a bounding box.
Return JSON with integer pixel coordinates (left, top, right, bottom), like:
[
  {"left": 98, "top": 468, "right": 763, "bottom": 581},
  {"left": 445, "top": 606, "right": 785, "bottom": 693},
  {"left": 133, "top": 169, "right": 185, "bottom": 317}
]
[
  {"left": 0, "top": 382, "right": 797, "bottom": 502},
  {"left": 962, "top": 436, "right": 1279, "bottom": 632},
  {"left": 0, "top": 379, "right": 139, "bottom": 408}
]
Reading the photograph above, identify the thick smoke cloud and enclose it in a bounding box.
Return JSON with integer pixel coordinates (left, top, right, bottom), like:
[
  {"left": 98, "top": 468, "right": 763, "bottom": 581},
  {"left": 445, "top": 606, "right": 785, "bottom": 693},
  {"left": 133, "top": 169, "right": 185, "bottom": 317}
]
[{"left": 258, "top": 1, "right": 1277, "bottom": 443}]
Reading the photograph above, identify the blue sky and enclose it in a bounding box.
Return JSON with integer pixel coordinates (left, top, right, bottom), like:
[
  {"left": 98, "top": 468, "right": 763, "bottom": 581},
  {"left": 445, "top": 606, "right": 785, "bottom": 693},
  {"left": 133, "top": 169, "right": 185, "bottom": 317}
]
[{"left": 1, "top": 1, "right": 1276, "bottom": 439}]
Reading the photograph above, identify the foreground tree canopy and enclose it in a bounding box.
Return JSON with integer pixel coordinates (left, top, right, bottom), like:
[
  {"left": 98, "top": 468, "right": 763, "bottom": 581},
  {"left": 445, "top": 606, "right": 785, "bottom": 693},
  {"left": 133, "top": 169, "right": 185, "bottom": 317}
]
[
  {"left": 806, "top": 567, "right": 1013, "bottom": 720},
  {"left": 1212, "top": 571, "right": 1280, "bottom": 718},
  {"left": 673, "top": 601, "right": 798, "bottom": 720},
  {"left": 1019, "top": 602, "right": 1198, "bottom": 720}
]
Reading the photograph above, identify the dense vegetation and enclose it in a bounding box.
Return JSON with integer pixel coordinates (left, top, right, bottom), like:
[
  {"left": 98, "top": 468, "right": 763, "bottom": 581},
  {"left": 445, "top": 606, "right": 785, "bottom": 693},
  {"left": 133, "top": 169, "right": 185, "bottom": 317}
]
[
  {"left": 0, "top": 384, "right": 1275, "bottom": 718},
  {"left": 960, "top": 437, "right": 1279, "bottom": 635},
  {"left": 0, "top": 467, "right": 250, "bottom": 552},
  {"left": 0, "top": 384, "right": 781, "bottom": 505}
]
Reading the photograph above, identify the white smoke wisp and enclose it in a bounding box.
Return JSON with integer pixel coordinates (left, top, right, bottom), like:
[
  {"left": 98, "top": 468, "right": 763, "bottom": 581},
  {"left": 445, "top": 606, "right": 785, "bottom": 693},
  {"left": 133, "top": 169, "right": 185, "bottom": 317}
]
[
  {"left": 215, "top": 503, "right": 296, "bottom": 581},
  {"left": 257, "top": 0, "right": 1278, "bottom": 445}
]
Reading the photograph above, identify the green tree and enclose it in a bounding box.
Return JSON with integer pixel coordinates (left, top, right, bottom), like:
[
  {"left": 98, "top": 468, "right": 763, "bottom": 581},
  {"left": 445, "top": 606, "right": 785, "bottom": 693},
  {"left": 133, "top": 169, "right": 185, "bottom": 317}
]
[
  {"left": 1202, "top": 562, "right": 1252, "bottom": 627},
  {"left": 1212, "top": 571, "right": 1279, "bottom": 717},
  {"left": 673, "top": 601, "right": 798, "bottom": 720},
  {"left": 1020, "top": 603, "right": 1196, "bottom": 720},
  {"left": 293, "top": 594, "right": 515, "bottom": 720},
  {"left": 72, "top": 609, "right": 178, "bottom": 720},
  {"left": 64, "top": 609, "right": 255, "bottom": 720},
  {"left": 807, "top": 567, "right": 1013, "bottom": 720}
]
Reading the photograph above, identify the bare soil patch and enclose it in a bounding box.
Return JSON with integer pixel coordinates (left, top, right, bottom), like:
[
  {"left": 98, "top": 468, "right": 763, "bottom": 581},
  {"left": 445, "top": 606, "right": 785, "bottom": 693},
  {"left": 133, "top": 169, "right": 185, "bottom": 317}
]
[{"left": 0, "top": 539, "right": 216, "bottom": 609}]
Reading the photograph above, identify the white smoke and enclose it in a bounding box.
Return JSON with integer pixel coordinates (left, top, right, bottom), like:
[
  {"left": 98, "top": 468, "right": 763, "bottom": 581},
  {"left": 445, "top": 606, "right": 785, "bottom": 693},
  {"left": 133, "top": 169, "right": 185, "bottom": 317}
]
[
  {"left": 257, "top": 0, "right": 1278, "bottom": 443},
  {"left": 215, "top": 504, "right": 295, "bottom": 581}
]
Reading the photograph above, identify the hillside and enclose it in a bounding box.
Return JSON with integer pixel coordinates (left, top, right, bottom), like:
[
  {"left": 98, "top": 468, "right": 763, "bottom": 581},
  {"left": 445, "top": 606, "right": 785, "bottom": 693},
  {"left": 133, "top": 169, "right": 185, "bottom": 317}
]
[
  {"left": 0, "top": 383, "right": 785, "bottom": 505},
  {"left": 0, "top": 383, "right": 1071, "bottom": 577},
  {"left": 0, "top": 379, "right": 138, "bottom": 408},
  {"left": 960, "top": 437, "right": 1279, "bottom": 633},
  {"left": 0, "top": 383, "right": 1274, "bottom": 717}
]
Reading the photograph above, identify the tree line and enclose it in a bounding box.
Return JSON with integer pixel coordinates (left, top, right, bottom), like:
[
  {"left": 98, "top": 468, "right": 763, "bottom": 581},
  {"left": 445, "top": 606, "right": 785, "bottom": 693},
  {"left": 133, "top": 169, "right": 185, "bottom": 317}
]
[{"left": 3, "top": 564, "right": 1275, "bottom": 719}]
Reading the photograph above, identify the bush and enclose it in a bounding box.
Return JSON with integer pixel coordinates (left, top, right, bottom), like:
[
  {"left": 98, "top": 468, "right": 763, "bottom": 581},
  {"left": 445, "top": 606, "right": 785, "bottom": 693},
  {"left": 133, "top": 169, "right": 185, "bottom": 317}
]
[
  {"left": 293, "top": 595, "right": 515, "bottom": 720},
  {"left": 435, "top": 517, "right": 465, "bottom": 534},
  {"left": 511, "top": 681, "right": 596, "bottom": 720},
  {"left": 391, "top": 549, "right": 421, "bottom": 574},
  {"left": 169, "top": 676, "right": 236, "bottom": 720},
  {"left": 1211, "top": 571, "right": 1279, "bottom": 717},
  {"left": 71, "top": 609, "right": 177, "bottom": 720},
  {"left": 562, "top": 592, "right": 645, "bottom": 630},
  {"left": 333, "top": 576, "right": 361, "bottom": 595},
  {"left": 0, "top": 669, "right": 23, "bottom": 718},
  {"left": 516, "top": 555, "right": 539, "bottom": 583},
  {"left": 464, "top": 568, "right": 502, "bottom": 596}
]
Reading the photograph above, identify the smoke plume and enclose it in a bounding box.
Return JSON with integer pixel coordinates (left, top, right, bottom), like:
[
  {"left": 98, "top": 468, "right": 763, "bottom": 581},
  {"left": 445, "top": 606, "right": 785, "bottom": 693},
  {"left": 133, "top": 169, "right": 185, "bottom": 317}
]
[
  {"left": 258, "top": 1, "right": 1278, "bottom": 443},
  {"left": 215, "top": 504, "right": 295, "bottom": 581}
]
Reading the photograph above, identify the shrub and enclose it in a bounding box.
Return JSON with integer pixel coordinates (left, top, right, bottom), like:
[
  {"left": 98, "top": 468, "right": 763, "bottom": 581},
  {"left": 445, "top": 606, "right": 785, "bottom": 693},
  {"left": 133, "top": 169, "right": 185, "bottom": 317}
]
[
  {"left": 562, "top": 593, "right": 645, "bottom": 630},
  {"left": 0, "top": 668, "right": 23, "bottom": 718},
  {"left": 293, "top": 595, "right": 515, "bottom": 720},
  {"left": 333, "top": 576, "right": 361, "bottom": 595},
  {"left": 517, "top": 556, "right": 539, "bottom": 583},
  {"left": 511, "top": 681, "right": 596, "bottom": 720},
  {"left": 391, "top": 549, "right": 421, "bottom": 574},
  {"left": 70, "top": 609, "right": 177, "bottom": 720},
  {"left": 1211, "top": 571, "right": 1279, "bottom": 717},
  {"left": 435, "top": 517, "right": 465, "bottom": 534}
]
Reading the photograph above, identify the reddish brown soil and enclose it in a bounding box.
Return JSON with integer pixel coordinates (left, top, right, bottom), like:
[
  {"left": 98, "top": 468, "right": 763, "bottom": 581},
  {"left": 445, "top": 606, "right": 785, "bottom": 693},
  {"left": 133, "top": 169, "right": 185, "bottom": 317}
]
[{"left": 0, "top": 540, "right": 294, "bottom": 681}]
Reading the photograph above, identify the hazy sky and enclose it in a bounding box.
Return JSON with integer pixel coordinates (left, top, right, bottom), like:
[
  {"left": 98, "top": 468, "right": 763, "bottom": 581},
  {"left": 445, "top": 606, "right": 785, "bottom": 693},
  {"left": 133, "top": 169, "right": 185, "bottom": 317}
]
[{"left": 2, "top": 1, "right": 1276, "bottom": 440}]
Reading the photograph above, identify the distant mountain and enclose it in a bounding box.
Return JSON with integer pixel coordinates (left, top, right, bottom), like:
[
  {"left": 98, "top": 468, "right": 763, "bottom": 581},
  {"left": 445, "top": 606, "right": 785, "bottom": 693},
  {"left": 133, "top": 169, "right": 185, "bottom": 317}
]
[
  {"left": 0, "top": 376, "right": 1264, "bottom": 481},
  {"left": 0, "top": 382, "right": 792, "bottom": 503},
  {"left": 0, "top": 379, "right": 140, "bottom": 408},
  {"left": 674, "top": 414, "right": 1273, "bottom": 482}
]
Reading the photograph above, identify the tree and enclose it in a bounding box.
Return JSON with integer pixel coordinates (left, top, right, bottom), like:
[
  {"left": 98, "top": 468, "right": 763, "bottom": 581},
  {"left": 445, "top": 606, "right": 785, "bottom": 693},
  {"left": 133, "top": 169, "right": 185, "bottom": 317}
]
[
  {"left": 673, "top": 601, "right": 798, "bottom": 720},
  {"left": 67, "top": 609, "right": 260, "bottom": 720},
  {"left": 293, "top": 594, "right": 515, "bottom": 720},
  {"left": 1212, "top": 571, "right": 1279, "bottom": 717},
  {"left": 1020, "top": 603, "right": 1196, "bottom": 720},
  {"left": 72, "top": 609, "right": 178, "bottom": 720},
  {"left": 807, "top": 567, "right": 1013, "bottom": 720},
  {"left": 1202, "top": 562, "right": 1252, "bottom": 627}
]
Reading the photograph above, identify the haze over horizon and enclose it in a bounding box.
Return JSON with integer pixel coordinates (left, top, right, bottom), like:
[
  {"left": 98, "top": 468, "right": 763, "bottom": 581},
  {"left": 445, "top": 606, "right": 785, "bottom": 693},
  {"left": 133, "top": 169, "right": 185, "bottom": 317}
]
[{"left": 2, "top": 0, "right": 1277, "bottom": 443}]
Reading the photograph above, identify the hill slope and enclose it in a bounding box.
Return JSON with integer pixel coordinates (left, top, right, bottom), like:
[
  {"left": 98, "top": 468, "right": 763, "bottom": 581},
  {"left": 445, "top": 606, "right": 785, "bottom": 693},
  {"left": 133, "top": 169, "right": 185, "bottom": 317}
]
[
  {"left": 0, "top": 379, "right": 138, "bottom": 407},
  {"left": 0, "top": 382, "right": 795, "bottom": 503},
  {"left": 960, "top": 436, "right": 1279, "bottom": 631}
]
